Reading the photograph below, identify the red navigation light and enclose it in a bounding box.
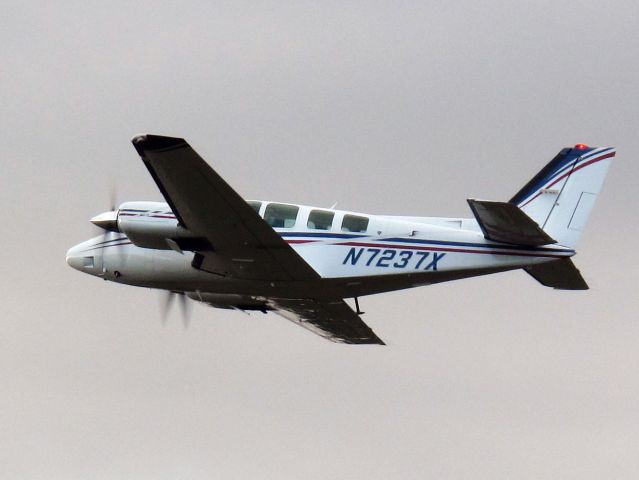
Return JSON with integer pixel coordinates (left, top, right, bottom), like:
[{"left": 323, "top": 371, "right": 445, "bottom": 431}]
[{"left": 575, "top": 143, "right": 589, "bottom": 150}]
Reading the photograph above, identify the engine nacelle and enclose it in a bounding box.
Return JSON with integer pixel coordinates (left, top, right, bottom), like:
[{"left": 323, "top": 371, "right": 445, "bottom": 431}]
[{"left": 117, "top": 201, "right": 200, "bottom": 250}]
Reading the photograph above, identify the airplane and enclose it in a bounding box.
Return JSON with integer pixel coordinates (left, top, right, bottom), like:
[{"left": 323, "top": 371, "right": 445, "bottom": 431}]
[{"left": 66, "top": 135, "right": 616, "bottom": 345}]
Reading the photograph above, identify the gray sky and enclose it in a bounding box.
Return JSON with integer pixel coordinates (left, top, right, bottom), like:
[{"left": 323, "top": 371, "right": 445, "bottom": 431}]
[{"left": 2, "top": 1, "right": 639, "bottom": 478}]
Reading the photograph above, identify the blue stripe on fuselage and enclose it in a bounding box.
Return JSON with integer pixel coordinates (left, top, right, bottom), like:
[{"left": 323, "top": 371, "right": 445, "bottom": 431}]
[{"left": 278, "top": 232, "right": 574, "bottom": 254}]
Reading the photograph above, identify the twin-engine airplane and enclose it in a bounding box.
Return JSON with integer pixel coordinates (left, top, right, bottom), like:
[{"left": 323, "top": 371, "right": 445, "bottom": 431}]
[{"left": 67, "top": 135, "right": 615, "bottom": 345}]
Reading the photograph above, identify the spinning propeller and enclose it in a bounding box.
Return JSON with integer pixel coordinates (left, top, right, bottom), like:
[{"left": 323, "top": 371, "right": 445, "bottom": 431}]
[
  {"left": 162, "top": 291, "right": 192, "bottom": 328},
  {"left": 88, "top": 186, "right": 192, "bottom": 327},
  {"left": 90, "top": 185, "right": 120, "bottom": 232}
]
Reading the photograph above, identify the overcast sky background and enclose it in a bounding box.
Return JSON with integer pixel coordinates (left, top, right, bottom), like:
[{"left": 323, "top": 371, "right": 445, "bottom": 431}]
[{"left": 2, "top": 1, "right": 639, "bottom": 478}]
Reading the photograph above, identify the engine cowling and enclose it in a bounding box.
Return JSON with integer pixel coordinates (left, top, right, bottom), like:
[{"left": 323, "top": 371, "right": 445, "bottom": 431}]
[{"left": 116, "top": 201, "right": 200, "bottom": 250}]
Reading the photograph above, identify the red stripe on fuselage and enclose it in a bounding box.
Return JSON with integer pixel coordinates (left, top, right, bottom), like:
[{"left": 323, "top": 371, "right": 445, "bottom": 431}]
[{"left": 284, "top": 239, "right": 568, "bottom": 258}]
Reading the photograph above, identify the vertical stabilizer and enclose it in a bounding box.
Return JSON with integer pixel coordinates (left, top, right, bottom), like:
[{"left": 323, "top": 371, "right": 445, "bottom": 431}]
[{"left": 510, "top": 145, "right": 615, "bottom": 248}]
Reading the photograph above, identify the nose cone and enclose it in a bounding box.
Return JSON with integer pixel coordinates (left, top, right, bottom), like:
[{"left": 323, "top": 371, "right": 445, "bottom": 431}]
[
  {"left": 66, "top": 235, "right": 104, "bottom": 276},
  {"left": 67, "top": 245, "right": 82, "bottom": 270},
  {"left": 66, "top": 243, "right": 84, "bottom": 271}
]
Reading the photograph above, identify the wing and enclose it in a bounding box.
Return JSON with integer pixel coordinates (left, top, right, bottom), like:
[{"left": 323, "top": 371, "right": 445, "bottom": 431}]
[
  {"left": 270, "top": 298, "right": 385, "bottom": 345},
  {"left": 131, "top": 134, "right": 319, "bottom": 281}
]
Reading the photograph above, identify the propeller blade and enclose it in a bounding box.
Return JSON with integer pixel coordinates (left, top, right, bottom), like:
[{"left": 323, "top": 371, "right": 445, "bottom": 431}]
[
  {"left": 109, "top": 183, "right": 118, "bottom": 212},
  {"left": 161, "top": 291, "right": 175, "bottom": 325},
  {"left": 179, "top": 293, "right": 191, "bottom": 329},
  {"left": 161, "top": 291, "right": 192, "bottom": 328},
  {"left": 91, "top": 185, "right": 120, "bottom": 232}
]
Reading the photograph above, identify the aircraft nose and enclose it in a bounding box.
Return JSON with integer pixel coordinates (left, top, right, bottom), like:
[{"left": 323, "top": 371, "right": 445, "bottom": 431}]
[
  {"left": 66, "top": 237, "right": 103, "bottom": 275},
  {"left": 66, "top": 243, "right": 85, "bottom": 271}
]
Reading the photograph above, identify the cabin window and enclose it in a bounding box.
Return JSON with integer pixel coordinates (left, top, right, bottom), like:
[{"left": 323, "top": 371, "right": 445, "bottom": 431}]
[
  {"left": 264, "top": 203, "right": 299, "bottom": 228},
  {"left": 307, "top": 210, "right": 334, "bottom": 230},
  {"left": 247, "top": 201, "right": 262, "bottom": 214},
  {"left": 341, "top": 214, "right": 369, "bottom": 233}
]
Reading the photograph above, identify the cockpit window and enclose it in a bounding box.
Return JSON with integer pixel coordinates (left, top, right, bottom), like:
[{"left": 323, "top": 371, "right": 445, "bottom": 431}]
[
  {"left": 264, "top": 203, "right": 299, "bottom": 228},
  {"left": 341, "top": 214, "right": 369, "bottom": 233},
  {"left": 307, "top": 210, "right": 334, "bottom": 230},
  {"left": 247, "top": 201, "right": 262, "bottom": 214}
]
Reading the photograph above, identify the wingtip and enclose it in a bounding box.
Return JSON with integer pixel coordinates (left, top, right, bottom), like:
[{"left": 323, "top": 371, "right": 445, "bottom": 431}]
[
  {"left": 131, "top": 134, "right": 187, "bottom": 155},
  {"left": 349, "top": 335, "right": 386, "bottom": 345}
]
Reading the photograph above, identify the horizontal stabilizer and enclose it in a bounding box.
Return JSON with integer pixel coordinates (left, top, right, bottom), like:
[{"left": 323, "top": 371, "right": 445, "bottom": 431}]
[
  {"left": 525, "top": 258, "right": 589, "bottom": 290},
  {"left": 467, "top": 199, "right": 556, "bottom": 246}
]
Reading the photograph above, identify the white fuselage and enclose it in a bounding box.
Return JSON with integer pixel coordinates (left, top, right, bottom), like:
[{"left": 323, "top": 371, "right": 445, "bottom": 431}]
[{"left": 67, "top": 200, "right": 574, "bottom": 300}]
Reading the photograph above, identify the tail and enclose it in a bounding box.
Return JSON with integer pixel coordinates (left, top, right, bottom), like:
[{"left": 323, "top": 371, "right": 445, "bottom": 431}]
[
  {"left": 510, "top": 144, "right": 616, "bottom": 249},
  {"left": 467, "top": 144, "right": 615, "bottom": 290}
]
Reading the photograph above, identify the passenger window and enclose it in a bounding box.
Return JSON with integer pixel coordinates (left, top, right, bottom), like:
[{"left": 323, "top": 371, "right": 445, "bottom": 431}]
[
  {"left": 247, "top": 201, "right": 262, "bottom": 214},
  {"left": 264, "top": 203, "right": 299, "bottom": 228},
  {"left": 341, "top": 214, "right": 369, "bottom": 233},
  {"left": 307, "top": 210, "right": 334, "bottom": 230}
]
